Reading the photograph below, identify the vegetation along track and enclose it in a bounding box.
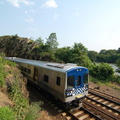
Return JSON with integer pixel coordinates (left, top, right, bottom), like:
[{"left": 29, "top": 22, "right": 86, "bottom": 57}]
[{"left": 82, "top": 88, "right": 120, "bottom": 120}]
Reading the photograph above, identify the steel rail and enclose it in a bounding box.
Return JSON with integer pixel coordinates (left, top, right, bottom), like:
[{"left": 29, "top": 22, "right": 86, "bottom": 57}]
[
  {"left": 89, "top": 89, "right": 120, "bottom": 105},
  {"left": 83, "top": 101, "right": 119, "bottom": 120},
  {"left": 89, "top": 88, "right": 120, "bottom": 101},
  {"left": 86, "top": 96, "right": 120, "bottom": 113}
]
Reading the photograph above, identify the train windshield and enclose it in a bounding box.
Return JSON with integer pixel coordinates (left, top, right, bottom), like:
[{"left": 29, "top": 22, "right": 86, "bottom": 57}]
[
  {"left": 67, "top": 76, "right": 74, "bottom": 88},
  {"left": 84, "top": 73, "right": 88, "bottom": 84}
]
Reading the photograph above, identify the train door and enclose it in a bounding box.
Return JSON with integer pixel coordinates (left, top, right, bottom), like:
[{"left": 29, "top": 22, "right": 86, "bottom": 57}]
[{"left": 34, "top": 67, "right": 39, "bottom": 82}]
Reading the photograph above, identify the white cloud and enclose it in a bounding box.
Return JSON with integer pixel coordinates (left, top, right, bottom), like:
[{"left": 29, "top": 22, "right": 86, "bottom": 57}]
[
  {"left": 42, "top": 0, "right": 57, "bottom": 8},
  {"left": 25, "top": 18, "right": 34, "bottom": 22},
  {"left": 7, "top": 0, "right": 34, "bottom": 7}
]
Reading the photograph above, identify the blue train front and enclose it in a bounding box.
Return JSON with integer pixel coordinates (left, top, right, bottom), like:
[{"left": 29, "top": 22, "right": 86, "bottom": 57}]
[{"left": 65, "top": 67, "right": 89, "bottom": 107}]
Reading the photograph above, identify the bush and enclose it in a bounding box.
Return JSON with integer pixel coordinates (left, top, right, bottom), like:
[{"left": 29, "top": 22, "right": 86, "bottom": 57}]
[
  {"left": 0, "top": 106, "right": 15, "bottom": 120},
  {"left": 90, "top": 63, "right": 114, "bottom": 80}
]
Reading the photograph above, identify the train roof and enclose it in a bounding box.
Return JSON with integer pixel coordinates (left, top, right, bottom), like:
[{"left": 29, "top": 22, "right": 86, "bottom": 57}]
[{"left": 4, "top": 57, "right": 88, "bottom": 73}]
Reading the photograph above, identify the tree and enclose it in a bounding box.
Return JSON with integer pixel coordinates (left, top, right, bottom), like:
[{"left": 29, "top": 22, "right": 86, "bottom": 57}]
[
  {"left": 45, "top": 33, "right": 59, "bottom": 51},
  {"left": 35, "top": 37, "right": 44, "bottom": 46},
  {"left": 55, "top": 47, "right": 71, "bottom": 62},
  {"left": 55, "top": 42, "right": 92, "bottom": 68},
  {"left": 117, "top": 48, "right": 120, "bottom": 54},
  {"left": 116, "top": 58, "right": 120, "bottom": 73},
  {"left": 88, "top": 50, "right": 98, "bottom": 62}
]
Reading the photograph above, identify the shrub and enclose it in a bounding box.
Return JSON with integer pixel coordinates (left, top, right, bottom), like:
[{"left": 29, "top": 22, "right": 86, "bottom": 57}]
[{"left": 90, "top": 63, "right": 114, "bottom": 80}]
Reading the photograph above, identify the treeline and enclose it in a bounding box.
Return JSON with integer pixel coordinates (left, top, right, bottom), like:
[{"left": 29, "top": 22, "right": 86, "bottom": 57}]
[{"left": 88, "top": 49, "right": 120, "bottom": 63}]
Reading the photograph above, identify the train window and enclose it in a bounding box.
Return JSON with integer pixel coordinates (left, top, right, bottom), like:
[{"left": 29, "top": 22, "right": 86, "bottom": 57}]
[
  {"left": 56, "top": 77, "right": 61, "bottom": 86},
  {"left": 67, "top": 76, "right": 74, "bottom": 88},
  {"left": 44, "top": 75, "right": 49, "bottom": 83},
  {"left": 77, "top": 76, "right": 81, "bottom": 86},
  {"left": 84, "top": 74, "right": 88, "bottom": 84},
  {"left": 28, "top": 69, "right": 31, "bottom": 74}
]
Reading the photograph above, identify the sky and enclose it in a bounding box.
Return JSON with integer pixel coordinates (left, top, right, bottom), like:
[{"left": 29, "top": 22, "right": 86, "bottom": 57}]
[{"left": 0, "top": 0, "right": 120, "bottom": 52}]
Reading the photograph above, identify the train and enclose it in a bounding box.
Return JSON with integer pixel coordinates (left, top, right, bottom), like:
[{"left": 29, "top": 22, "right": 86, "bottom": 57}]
[{"left": 5, "top": 57, "right": 89, "bottom": 108}]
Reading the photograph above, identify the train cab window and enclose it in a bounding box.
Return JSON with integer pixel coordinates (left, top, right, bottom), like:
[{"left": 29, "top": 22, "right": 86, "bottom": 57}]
[
  {"left": 84, "top": 74, "right": 88, "bottom": 84},
  {"left": 77, "top": 76, "right": 81, "bottom": 86},
  {"left": 56, "top": 77, "right": 61, "bottom": 86},
  {"left": 44, "top": 75, "right": 49, "bottom": 83},
  {"left": 28, "top": 69, "right": 31, "bottom": 74},
  {"left": 67, "top": 76, "right": 74, "bottom": 88}
]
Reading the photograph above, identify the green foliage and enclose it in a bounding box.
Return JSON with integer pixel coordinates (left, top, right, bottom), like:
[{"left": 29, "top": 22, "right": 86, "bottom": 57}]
[
  {"left": 25, "top": 102, "right": 42, "bottom": 120},
  {"left": 0, "top": 57, "right": 6, "bottom": 87},
  {"left": 116, "top": 58, "right": 120, "bottom": 67},
  {"left": 46, "top": 33, "right": 59, "bottom": 51},
  {"left": 88, "top": 50, "right": 98, "bottom": 62},
  {"left": 55, "top": 43, "right": 92, "bottom": 68},
  {"left": 0, "top": 106, "right": 15, "bottom": 120},
  {"left": 9, "top": 76, "right": 41, "bottom": 120},
  {"left": 96, "top": 49, "right": 120, "bottom": 63},
  {"left": 0, "top": 56, "right": 16, "bottom": 87},
  {"left": 9, "top": 77, "right": 28, "bottom": 120},
  {"left": 35, "top": 37, "right": 44, "bottom": 46},
  {"left": 116, "top": 58, "right": 120, "bottom": 73},
  {"left": 107, "top": 75, "right": 120, "bottom": 84},
  {"left": 90, "top": 63, "right": 114, "bottom": 80}
]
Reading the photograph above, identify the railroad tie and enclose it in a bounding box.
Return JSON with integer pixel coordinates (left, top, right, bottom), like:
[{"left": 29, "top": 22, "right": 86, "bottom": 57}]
[
  {"left": 78, "top": 114, "right": 89, "bottom": 120},
  {"left": 74, "top": 111, "right": 84, "bottom": 116},
  {"left": 89, "top": 118, "right": 96, "bottom": 120}
]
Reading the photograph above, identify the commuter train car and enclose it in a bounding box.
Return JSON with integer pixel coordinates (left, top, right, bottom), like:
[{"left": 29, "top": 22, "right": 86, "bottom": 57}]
[{"left": 5, "top": 57, "right": 89, "bottom": 108}]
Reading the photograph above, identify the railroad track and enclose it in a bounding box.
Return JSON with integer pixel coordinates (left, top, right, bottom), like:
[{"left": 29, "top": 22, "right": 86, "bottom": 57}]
[
  {"left": 66, "top": 107, "right": 103, "bottom": 120},
  {"left": 82, "top": 88, "right": 120, "bottom": 120}
]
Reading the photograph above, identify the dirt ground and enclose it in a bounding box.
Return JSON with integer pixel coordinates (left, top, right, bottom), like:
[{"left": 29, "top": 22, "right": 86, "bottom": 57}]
[
  {"left": 0, "top": 91, "right": 13, "bottom": 107},
  {"left": 89, "top": 81, "right": 120, "bottom": 99}
]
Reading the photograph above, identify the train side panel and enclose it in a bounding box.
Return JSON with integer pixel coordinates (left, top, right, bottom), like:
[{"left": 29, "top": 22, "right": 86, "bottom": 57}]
[
  {"left": 18, "top": 62, "right": 66, "bottom": 102},
  {"left": 38, "top": 67, "right": 66, "bottom": 102}
]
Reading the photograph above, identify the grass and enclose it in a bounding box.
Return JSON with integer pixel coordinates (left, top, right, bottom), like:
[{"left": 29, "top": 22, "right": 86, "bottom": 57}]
[
  {"left": 0, "top": 106, "right": 15, "bottom": 120},
  {"left": 89, "top": 75, "right": 120, "bottom": 90}
]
